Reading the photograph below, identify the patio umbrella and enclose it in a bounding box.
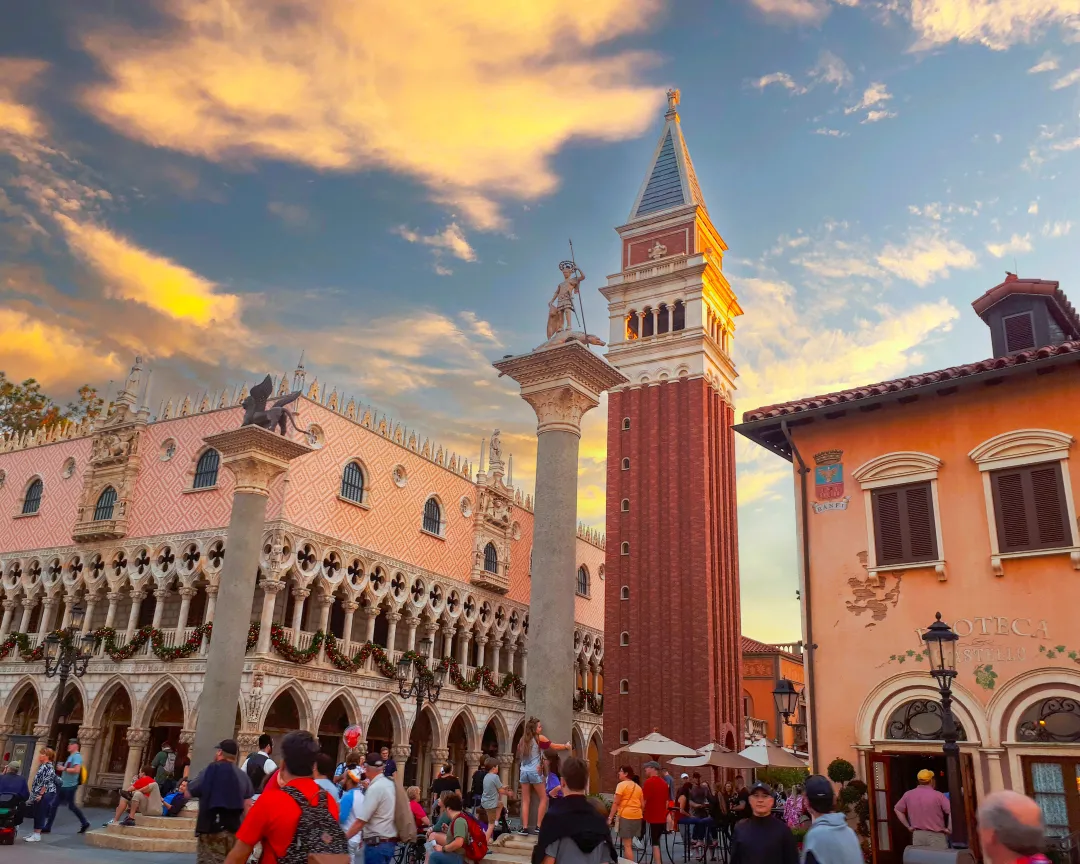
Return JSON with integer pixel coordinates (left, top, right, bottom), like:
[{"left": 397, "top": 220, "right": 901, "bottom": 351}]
[
  {"left": 737, "top": 739, "right": 808, "bottom": 768},
  {"left": 669, "top": 742, "right": 760, "bottom": 770},
  {"left": 610, "top": 730, "right": 699, "bottom": 758}
]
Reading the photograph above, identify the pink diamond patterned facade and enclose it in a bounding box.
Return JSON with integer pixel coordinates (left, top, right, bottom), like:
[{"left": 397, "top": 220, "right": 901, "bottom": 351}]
[{"left": 0, "top": 369, "right": 606, "bottom": 794}]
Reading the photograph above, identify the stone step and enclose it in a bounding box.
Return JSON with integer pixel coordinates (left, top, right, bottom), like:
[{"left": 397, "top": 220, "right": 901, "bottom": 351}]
[
  {"left": 488, "top": 852, "right": 535, "bottom": 864},
  {"left": 131, "top": 813, "right": 197, "bottom": 830},
  {"left": 106, "top": 820, "right": 194, "bottom": 839},
  {"left": 85, "top": 828, "right": 197, "bottom": 853}
]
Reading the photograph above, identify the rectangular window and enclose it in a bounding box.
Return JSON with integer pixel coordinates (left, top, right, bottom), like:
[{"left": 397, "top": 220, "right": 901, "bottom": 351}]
[
  {"left": 990, "top": 463, "right": 1071, "bottom": 553},
  {"left": 871, "top": 481, "right": 938, "bottom": 566}
]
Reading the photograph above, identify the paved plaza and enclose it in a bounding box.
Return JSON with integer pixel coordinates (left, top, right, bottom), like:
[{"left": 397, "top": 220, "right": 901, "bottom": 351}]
[{"left": 14, "top": 807, "right": 189, "bottom": 864}]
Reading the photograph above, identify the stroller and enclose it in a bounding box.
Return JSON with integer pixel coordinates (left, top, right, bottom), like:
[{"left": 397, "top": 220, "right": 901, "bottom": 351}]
[{"left": 0, "top": 792, "right": 26, "bottom": 845}]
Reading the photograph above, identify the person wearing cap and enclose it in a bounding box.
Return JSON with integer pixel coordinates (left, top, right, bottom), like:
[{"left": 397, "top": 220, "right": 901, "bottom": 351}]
[
  {"left": 729, "top": 781, "right": 798, "bottom": 864},
  {"left": 345, "top": 750, "right": 399, "bottom": 864},
  {"left": 977, "top": 790, "right": 1052, "bottom": 864},
  {"left": 46, "top": 738, "right": 90, "bottom": 834},
  {"left": 801, "top": 775, "right": 863, "bottom": 864},
  {"left": 894, "top": 768, "right": 951, "bottom": 850},
  {"left": 188, "top": 738, "right": 254, "bottom": 864},
  {"left": 642, "top": 762, "right": 669, "bottom": 864}
]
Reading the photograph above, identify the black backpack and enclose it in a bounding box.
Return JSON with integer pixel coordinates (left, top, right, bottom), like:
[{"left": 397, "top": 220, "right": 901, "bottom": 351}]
[
  {"left": 278, "top": 786, "right": 349, "bottom": 864},
  {"left": 244, "top": 752, "right": 270, "bottom": 792}
]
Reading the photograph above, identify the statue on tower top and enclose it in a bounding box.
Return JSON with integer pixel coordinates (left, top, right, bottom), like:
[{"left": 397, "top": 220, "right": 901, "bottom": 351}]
[{"left": 666, "top": 87, "right": 680, "bottom": 117}]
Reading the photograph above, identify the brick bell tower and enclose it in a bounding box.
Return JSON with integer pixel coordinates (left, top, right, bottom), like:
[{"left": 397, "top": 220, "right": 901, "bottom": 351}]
[{"left": 601, "top": 90, "right": 743, "bottom": 767}]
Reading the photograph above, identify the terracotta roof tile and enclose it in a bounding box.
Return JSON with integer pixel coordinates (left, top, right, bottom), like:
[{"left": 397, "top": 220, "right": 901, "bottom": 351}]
[
  {"left": 742, "top": 340, "right": 1080, "bottom": 423},
  {"left": 971, "top": 275, "right": 1080, "bottom": 336},
  {"left": 741, "top": 635, "right": 780, "bottom": 654}
]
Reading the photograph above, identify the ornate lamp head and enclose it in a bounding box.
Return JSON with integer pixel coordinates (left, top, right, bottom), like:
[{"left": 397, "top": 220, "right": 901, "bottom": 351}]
[{"left": 922, "top": 612, "right": 959, "bottom": 690}]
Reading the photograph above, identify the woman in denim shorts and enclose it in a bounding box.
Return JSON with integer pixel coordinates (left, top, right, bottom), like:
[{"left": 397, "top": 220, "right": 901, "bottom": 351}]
[{"left": 515, "top": 717, "right": 570, "bottom": 835}]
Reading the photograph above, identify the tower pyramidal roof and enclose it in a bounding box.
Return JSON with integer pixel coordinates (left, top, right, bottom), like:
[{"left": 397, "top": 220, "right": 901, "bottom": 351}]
[{"left": 627, "top": 89, "right": 707, "bottom": 222}]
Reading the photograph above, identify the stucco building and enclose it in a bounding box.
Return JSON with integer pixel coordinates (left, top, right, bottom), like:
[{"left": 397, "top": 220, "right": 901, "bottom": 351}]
[
  {"left": 0, "top": 355, "right": 606, "bottom": 795},
  {"left": 737, "top": 274, "right": 1080, "bottom": 861}
]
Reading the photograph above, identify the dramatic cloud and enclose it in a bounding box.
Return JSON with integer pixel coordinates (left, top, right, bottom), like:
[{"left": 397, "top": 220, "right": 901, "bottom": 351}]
[
  {"left": 877, "top": 233, "right": 978, "bottom": 284},
  {"left": 909, "top": 0, "right": 1080, "bottom": 50},
  {"left": 394, "top": 222, "right": 478, "bottom": 274},
  {"left": 55, "top": 215, "right": 244, "bottom": 329},
  {"left": 77, "top": 0, "right": 666, "bottom": 230},
  {"left": 0, "top": 306, "right": 122, "bottom": 388},
  {"left": 985, "top": 232, "right": 1033, "bottom": 257},
  {"left": 0, "top": 58, "right": 48, "bottom": 138}
]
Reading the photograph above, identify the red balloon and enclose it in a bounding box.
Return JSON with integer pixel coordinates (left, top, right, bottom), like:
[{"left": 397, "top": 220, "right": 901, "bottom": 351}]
[{"left": 344, "top": 725, "right": 363, "bottom": 749}]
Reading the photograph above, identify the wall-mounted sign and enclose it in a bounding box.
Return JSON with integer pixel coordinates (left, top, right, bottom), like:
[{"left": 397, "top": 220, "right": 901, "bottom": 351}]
[
  {"left": 813, "top": 449, "right": 844, "bottom": 500},
  {"left": 813, "top": 497, "right": 849, "bottom": 513}
]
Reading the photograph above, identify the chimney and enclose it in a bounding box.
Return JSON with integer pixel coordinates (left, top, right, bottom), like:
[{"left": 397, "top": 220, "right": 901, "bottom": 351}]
[{"left": 971, "top": 274, "right": 1080, "bottom": 358}]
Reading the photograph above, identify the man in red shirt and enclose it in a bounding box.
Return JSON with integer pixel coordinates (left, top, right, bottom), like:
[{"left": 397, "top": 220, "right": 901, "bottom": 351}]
[
  {"left": 110, "top": 765, "right": 158, "bottom": 826},
  {"left": 642, "top": 761, "right": 670, "bottom": 864},
  {"left": 224, "top": 731, "right": 341, "bottom": 864}
]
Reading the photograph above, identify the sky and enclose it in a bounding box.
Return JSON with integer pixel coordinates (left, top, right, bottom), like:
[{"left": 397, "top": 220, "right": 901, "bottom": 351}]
[{"left": 3, "top": 0, "right": 1080, "bottom": 643}]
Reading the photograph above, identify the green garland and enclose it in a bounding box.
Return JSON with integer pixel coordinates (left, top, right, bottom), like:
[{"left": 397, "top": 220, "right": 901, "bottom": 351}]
[
  {"left": 269, "top": 624, "right": 324, "bottom": 664},
  {"left": 573, "top": 687, "right": 603, "bottom": 714},
  {"left": 90, "top": 625, "right": 213, "bottom": 662}
]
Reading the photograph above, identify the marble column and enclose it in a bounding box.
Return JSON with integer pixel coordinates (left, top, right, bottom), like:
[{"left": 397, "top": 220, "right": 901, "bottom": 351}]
[
  {"left": 406, "top": 614, "right": 419, "bottom": 651},
  {"left": 316, "top": 594, "right": 333, "bottom": 662},
  {"left": 37, "top": 598, "right": 58, "bottom": 638},
  {"left": 151, "top": 586, "right": 169, "bottom": 629},
  {"left": 491, "top": 639, "right": 502, "bottom": 677},
  {"left": 191, "top": 425, "right": 312, "bottom": 772},
  {"left": 362, "top": 608, "right": 378, "bottom": 669},
  {"left": 0, "top": 600, "right": 15, "bottom": 638},
  {"left": 506, "top": 643, "right": 518, "bottom": 678},
  {"left": 985, "top": 748, "right": 1006, "bottom": 793},
  {"left": 457, "top": 630, "right": 470, "bottom": 666},
  {"left": 465, "top": 750, "right": 484, "bottom": 787},
  {"left": 476, "top": 635, "right": 487, "bottom": 669},
  {"left": 18, "top": 599, "right": 34, "bottom": 635},
  {"left": 385, "top": 611, "right": 401, "bottom": 657},
  {"left": 520, "top": 647, "right": 528, "bottom": 681},
  {"left": 203, "top": 585, "right": 220, "bottom": 655},
  {"left": 0, "top": 725, "right": 13, "bottom": 765},
  {"left": 342, "top": 601, "right": 359, "bottom": 653},
  {"left": 175, "top": 586, "right": 196, "bottom": 640},
  {"left": 60, "top": 593, "right": 77, "bottom": 629},
  {"left": 75, "top": 726, "right": 101, "bottom": 806},
  {"left": 493, "top": 340, "right": 626, "bottom": 744},
  {"left": 82, "top": 593, "right": 98, "bottom": 634},
  {"left": 497, "top": 754, "right": 514, "bottom": 786},
  {"left": 256, "top": 581, "right": 285, "bottom": 654},
  {"left": 290, "top": 589, "right": 310, "bottom": 643},
  {"left": 125, "top": 589, "right": 145, "bottom": 641},
  {"left": 441, "top": 624, "right": 456, "bottom": 661},
  {"left": 103, "top": 592, "right": 121, "bottom": 629},
  {"left": 123, "top": 728, "right": 150, "bottom": 782}
]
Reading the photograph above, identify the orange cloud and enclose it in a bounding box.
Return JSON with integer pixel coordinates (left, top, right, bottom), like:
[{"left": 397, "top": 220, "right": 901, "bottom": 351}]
[
  {"left": 910, "top": 0, "right": 1080, "bottom": 50},
  {"left": 77, "top": 0, "right": 666, "bottom": 229},
  {"left": 0, "top": 58, "right": 48, "bottom": 138},
  {"left": 0, "top": 307, "right": 122, "bottom": 387},
  {"left": 55, "top": 214, "right": 244, "bottom": 330}
]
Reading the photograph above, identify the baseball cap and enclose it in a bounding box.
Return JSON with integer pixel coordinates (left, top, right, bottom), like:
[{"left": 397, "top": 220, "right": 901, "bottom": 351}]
[
  {"left": 917, "top": 769, "right": 935, "bottom": 782},
  {"left": 643, "top": 761, "right": 661, "bottom": 770},
  {"left": 749, "top": 781, "right": 775, "bottom": 797},
  {"left": 365, "top": 752, "right": 386, "bottom": 768},
  {"left": 804, "top": 775, "right": 833, "bottom": 804},
  {"left": 217, "top": 739, "right": 239, "bottom": 756},
  {"left": 680, "top": 773, "right": 689, "bottom": 779}
]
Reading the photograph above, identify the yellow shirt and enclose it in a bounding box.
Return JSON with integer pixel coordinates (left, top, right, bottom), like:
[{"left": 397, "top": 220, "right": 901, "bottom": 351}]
[{"left": 616, "top": 780, "right": 644, "bottom": 820}]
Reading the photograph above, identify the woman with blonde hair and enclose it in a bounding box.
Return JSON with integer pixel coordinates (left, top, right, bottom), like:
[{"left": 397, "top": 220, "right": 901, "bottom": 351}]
[
  {"left": 407, "top": 785, "right": 432, "bottom": 831},
  {"left": 26, "top": 748, "right": 58, "bottom": 843},
  {"left": 515, "top": 717, "right": 570, "bottom": 835}
]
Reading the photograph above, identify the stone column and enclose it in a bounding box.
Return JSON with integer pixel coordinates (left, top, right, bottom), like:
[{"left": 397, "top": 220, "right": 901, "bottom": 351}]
[
  {"left": 342, "top": 601, "right": 359, "bottom": 653},
  {"left": 385, "top": 611, "right": 401, "bottom": 657},
  {"left": 465, "top": 750, "right": 484, "bottom": 785},
  {"left": 520, "top": 647, "right": 528, "bottom": 681},
  {"left": 0, "top": 599, "right": 15, "bottom": 638},
  {"left": 405, "top": 614, "right": 419, "bottom": 651},
  {"left": 202, "top": 585, "right": 220, "bottom": 655},
  {"left": 124, "top": 728, "right": 150, "bottom": 782},
  {"left": 236, "top": 731, "right": 262, "bottom": 754},
  {"left": 125, "top": 589, "right": 144, "bottom": 641},
  {"left": 290, "top": 589, "right": 310, "bottom": 642},
  {"left": 82, "top": 593, "right": 98, "bottom": 634},
  {"left": 191, "top": 425, "right": 312, "bottom": 772},
  {"left": 18, "top": 599, "right": 33, "bottom": 635},
  {"left": 422, "top": 621, "right": 439, "bottom": 658},
  {"left": 491, "top": 639, "right": 503, "bottom": 677},
  {"left": 315, "top": 594, "right": 333, "bottom": 663},
  {"left": 37, "top": 598, "right": 58, "bottom": 638},
  {"left": 175, "top": 587, "right": 196, "bottom": 640},
  {"left": 151, "top": 586, "right": 169, "bottom": 629},
  {"left": 985, "top": 749, "right": 1006, "bottom": 793},
  {"left": 458, "top": 630, "right": 470, "bottom": 666},
  {"left": 476, "top": 635, "right": 487, "bottom": 669},
  {"left": 493, "top": 341, "right": 626, "bottom": 744},
  {"left": 506, "top": 642, "right": 518, "bottom": 678},
  {"left": 60, "top": 593, "right": 77, "bottom": 629},
  {"left": 75, "top": 726, "right": 101, "bottom": 806},
  {"left": 441, "top": 624, "right": 456, "bottom": 661},
  {"left": 362, "top": 608, "right": 379, "bottom": 669},
  {"left": 104, "top": 592, "right": 121, "bottom": 629},
  {"left": 256, "top": 582, "right": 284, "bottom": 654},
  {"left": 497, "top": 754, "right": 514, "bottom": 786}
]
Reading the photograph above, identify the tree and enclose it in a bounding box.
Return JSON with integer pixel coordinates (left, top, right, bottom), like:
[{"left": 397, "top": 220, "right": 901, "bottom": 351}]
[
  {"left": 827, "top": 757, "right": 856, "bottom": 786},
  {"left": 0, "top": 373, "right": 103, "bottom": 437},
  {"left": 66, "top": 385, "right": 104, "bottom": 424}
]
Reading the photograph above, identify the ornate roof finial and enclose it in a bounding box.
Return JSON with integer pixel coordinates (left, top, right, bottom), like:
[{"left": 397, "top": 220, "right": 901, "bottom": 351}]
[
  {"left": 292, "top": 350, "right": 307, "bottom": 393},
  {"left": 666, "top": 87, "right": 680, "bottom": 119}
]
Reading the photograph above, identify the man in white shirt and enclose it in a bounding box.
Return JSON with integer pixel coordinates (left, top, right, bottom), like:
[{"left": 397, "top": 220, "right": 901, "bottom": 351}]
[
  {"left": 346, "top": 753, "right": 398, "bottom": 864},
  {"left": 239, "top": 735, "right": 277, "bottom": 798}
]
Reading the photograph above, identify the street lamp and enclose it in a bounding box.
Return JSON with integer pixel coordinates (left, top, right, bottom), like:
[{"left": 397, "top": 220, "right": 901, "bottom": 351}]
[
  {"left": 921, "top": 612, "right": 968, "bottom": 849},
  {"left": 772, "top": 678, "right": 805, "bottom": 747},
  {"left": 397, "top": 637, "right": 447, "bottom": 776},
  {"left": 43, "top": 603, "right": 96, "bottom": 755}
]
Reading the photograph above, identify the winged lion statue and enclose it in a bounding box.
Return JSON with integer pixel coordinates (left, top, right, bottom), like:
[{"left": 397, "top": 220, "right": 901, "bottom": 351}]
[{"left": 241, "top": 375, "right": 309, "bottom": 437}]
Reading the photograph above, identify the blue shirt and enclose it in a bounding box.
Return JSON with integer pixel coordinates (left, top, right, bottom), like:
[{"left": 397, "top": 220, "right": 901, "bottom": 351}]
[{"left": 60, "top": 753, "right": 82, "bottom": 789}]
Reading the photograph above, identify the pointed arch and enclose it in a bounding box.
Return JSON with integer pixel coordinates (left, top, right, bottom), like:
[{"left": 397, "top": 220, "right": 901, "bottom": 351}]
[
  {"left": 190, "top": 690, "right": 247, "bottom": 732},
  {"left": 571, "top": 725, "right": 586, "bottom": 758},
  {"left": 89, "top": 675, "right": 137, "bottom": 729},
  {"left": 134, "top": 674, "right": 192, "bottom": 729},
  {"left": 316, "top": 687, "right": 361, "bottom": 733},
  {"left": 260, "top": 680, "right": 314, "bottom": 733},
  {"left": 367, "top": 695, "right": 407, "bottom": 747},
  {"left": 2, "top": 675, "right": 41, "bottom": 726},
  {"left": 42, "top": 676, "right": 88, "bottom": 723},
  {"left": 446, "top": 705, "right": 480, "bottom": 753},
  {"left": 481, "top": 711, "right": 511, "bottom": 755},
  {"left": 420, "top": 701, "right": 445, "bottom": 748}
]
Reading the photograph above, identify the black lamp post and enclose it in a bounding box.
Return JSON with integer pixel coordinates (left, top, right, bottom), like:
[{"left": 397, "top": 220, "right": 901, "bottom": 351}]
[
  {"left": 921, "top": 612, "right": 968, "bottom": 849},
  {"left": 772, "top": 678, "right": 802, "bottom": 746},
  {"left": 43, "top": 603, "right": 95, "bottom": 754},
  {"left": 397, "top": 637, "right": 447, "bottom": 776}
]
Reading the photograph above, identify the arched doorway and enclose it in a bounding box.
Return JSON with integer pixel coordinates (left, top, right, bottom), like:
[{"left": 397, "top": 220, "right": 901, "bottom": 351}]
[
  {"left": 587, "top": 732, "right": 602, "bottom": 794},
  {"left": 98, "top": 686, "right": 133, "bottom": 779},
  {"left": 368, "top": 702, "right": 395, "bottom": 758},
  {"left": 11, "top": 686, "right": 39, "bottom": 736},
  {"left": 264, "top": 689, "right": 301, "bottom": 749},
  {"left": 572, "top": 727, "right": 585, "bottom": 760},
  {"left": 447, "top": 713, "right": 469, "bottom": 783},
  {"left": 147, "top": 686, "right": 186, "bottom": 774},
  {"left": 406, "top": 707, "right": 436, "bottom": 790},
  {"left": 52, "top": 686, "right": 84, "bottom": 755},
  {"left": 481, "top": 720, "right": 500, "bottom": 759},
  {"left": 319, "top": 696, "right": 353, "bottom": 760}
]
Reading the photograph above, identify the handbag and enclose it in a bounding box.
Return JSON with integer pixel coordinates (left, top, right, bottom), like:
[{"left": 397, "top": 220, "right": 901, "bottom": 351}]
[{"left": 394, "top": 782, "right": 417, "bottom": 842}]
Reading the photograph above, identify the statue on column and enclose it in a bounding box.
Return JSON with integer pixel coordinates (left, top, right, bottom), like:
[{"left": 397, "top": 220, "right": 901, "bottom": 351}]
[{"left": 543, "top": 261, "right": 604, "bottom": 347}]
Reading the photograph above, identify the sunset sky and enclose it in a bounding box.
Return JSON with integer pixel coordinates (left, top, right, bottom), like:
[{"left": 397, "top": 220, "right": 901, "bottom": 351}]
[{"left": 3, "top": 0, "right": 1080, "bottom": 641}]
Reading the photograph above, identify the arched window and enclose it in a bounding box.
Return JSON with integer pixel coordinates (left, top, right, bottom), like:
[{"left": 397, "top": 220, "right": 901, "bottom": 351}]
[
  {"left": 625, "top": 312, "right": 639, "bottom": 340},
  {"left": 642, "top": 307, "right": 654, "bottom": 338},
  {"left": 620, "top": 679, "right": 630, "bottom": 695},
  {"left": 620, "top": 728, "right": 629, "bottom": 745},
  {"left": 576, "top": 567, "right": 589, "bottom": 597},
  {"left": 423, "top": 497, "right": 443, "bottom": 535},
  {"left": 620, "top": 586, "right": 630, "bottom": 600},
  {"left": 93, "top": 486, "right": 117, "bottom": 521},
  {"left": 672, "top": 301, "right": 685, "bottom": 332},
  {"left": 193, "top": 449, "right": 220, "bottom": 489},
  {"left": 621, "top": 499, "right": 630, "bottom": 512},
  {"left": 483, "top": 542, "right": 498, "bottom": 574},
  {"left": 886, "top": 700, "right": 967, "bottom": 741},
  {"left": 622, "top": 417, "right": 630, "bottom": 431},
  {"left": 657, "top": 303, "right": 669, "bottom": 334},
  {"left": 621, "top": 458, "right": 630, "bottom": 471},
  {"left": 620, "top": 542, "right": 630, "bottom": 556},
  {"left": 21, "top": 478, "right": 43, "bottom": 515},
  {"left": 619, "top": 631, "right": 629, "bottom": 646},
  {"left": 340, "top": 461, "right": 366, "bottom": 503}
]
